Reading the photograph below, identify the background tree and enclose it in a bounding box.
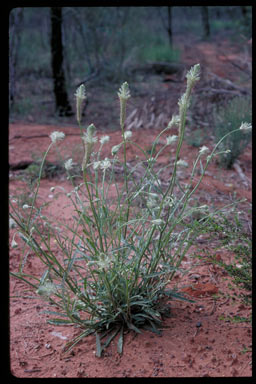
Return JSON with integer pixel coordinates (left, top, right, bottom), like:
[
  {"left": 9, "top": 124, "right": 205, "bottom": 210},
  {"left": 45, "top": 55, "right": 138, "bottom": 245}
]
[
  {"left": 158, "top": 6, "right": 173, "bottom": 48},
  {"left": 9, "top": 6, "right": 251, "bottom": 123},
  {"left": 200, "top": 6, "right": 210, "bottom": 38},
  {"left": 50, "top": 7, "right": 73, "bottom": 116},
  {"left": 9, "top": 8, "right": 23, "bottom": 110}
]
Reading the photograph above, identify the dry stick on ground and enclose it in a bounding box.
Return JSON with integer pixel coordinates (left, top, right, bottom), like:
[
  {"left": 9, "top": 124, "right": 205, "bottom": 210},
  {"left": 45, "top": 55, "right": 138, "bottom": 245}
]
[
  {"left": 233, "top": 162, "right": 250, "bottom": 186},
  {"left": 9, "top": 133, "right": 82, "bottom": 142},
  {"left": 217, "top": 47, "right": 252, "bottom": 78},
  {"left": 205, "top": 71, "right": 251, "bottom": 95},
  {"left": 197, "top": 87, "right": 246, "bottom": 97}
]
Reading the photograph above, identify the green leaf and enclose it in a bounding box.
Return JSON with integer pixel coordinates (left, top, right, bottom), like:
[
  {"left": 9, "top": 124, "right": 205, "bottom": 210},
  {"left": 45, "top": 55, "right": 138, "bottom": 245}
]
[
  {"left": 42, "top": 311, "right": 68, "bottom": 318},
  {"left": 66, "top": 251, "right": 78, "bottom": 274},
  {"left": 95, "top": 332, "right": 102, "bottom": 357},
  {"left": 40, "top": 269, "right": 49, "bottom": 285},
  {"left": 102, "top": 328, "right": 120, "bottom": 351},
  {"left": 127, "top": 322, "right": 142, "bottom": 334},
  {"left": 143, "top": 322, "right": 162, "bottom": 335},
  {"left": 164, "top": 289, "right": 195, "bottom": 302},
  {"left": 47, "top": 318, "right": 73, "bottom": 325},
  {"left": 144, "top": 308, "right": 162, "bottom": 322},
  {"left": 63, "top": 329, "right": 94, "bottom": 353},
  {"left": 117, "top": 326, "right": 124, "bottom": 355},
  {"left": 142, "top": 271, "right": 170, "bottom": 279}
]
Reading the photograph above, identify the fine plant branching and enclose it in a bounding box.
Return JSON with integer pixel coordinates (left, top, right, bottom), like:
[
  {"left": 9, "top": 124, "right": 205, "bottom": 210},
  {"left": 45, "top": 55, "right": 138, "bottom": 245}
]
[{"left": 10, "top": 64, "right": 252, "bottom": 356}]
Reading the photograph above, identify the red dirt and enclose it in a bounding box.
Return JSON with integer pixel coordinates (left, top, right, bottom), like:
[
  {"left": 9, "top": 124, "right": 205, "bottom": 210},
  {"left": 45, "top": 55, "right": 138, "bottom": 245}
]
[{"left": 9, "top": 37, "right": 252, "bottom": 378}]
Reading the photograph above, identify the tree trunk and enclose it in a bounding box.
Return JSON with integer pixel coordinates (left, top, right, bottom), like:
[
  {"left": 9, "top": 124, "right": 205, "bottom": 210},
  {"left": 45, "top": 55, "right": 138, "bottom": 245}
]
[
  {"left": 200, "top": 6, "right": 210, "bottom": 38},
  {"left": 9, "top": 8, "right": 23, "bottom": 110},
  {"left": 240, "top": 6, "right": 249, "bottom": 24},
  {"left": 50, "top": 7, "right": 73, "bottom": 116},
  {"left": 167, "top": 6, "right": 172, "bottom": 48}
]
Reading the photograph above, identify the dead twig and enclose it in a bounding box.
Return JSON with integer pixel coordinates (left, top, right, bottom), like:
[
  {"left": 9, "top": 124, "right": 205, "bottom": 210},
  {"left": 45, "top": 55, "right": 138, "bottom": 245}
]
[
  {"left": 233, "top": 162, "right": 250, "bottom": 186},
  {"left": 208, "top": 300, "right": 217, "bottom": 316},
  {"left": 24, "top": 369, "right": 41, "bottom": 373},
  {"left": 206, "top": 71, "right": 251, "bottom": 95},
  {"left": 198, "top": 87, "right": 247, "bottom": 97},
  {"left": 9, "top": 133, "right": 81, "bottom": 142},
  {"left": 29, "top": 351, "right": 55, "bottom": 359}
]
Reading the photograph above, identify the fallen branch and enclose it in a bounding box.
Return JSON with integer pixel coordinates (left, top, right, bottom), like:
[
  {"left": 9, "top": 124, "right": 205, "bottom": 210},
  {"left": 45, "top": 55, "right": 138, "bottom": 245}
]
[
  {"left": 206, "top": 71, "right": 251, "bottom": 95},
  {"left": 198, "top": 87, "right": 246, "bottom": 96},
  {"left": 9, "top": 133, "right": 81, "bottom": 142},
  {"left": 233, "top": 162, "right": 250, "bottom": 186}
]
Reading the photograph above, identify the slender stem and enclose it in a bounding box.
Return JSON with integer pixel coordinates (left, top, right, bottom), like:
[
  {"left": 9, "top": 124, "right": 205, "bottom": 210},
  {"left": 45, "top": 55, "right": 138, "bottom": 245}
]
[
  {"left": 27, "top": 144, "right": 53, "bottom": 230},
  {"left": 83, "top": 168, "right": 104, "bottom": 252},
  {"left": 120, "top": 114, "right": 130, "bottom": 240}
]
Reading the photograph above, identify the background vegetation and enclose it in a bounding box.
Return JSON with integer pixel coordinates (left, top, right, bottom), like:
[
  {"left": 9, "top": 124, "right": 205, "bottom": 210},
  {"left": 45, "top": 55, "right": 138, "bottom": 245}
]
[{"left": 9, "top": 6, "right": 252, "bottom": 123}]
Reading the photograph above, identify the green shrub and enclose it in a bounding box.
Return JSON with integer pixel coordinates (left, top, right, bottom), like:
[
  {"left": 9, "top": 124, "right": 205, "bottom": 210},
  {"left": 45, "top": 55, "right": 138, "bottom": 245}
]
[
  {"left": 10, "top": 64, "right": 251, "bottom": 356},
  {"left": 185, "top": 127, "right": 208, "bottom": 148},
  {"left": 213, "top": 96, "right": 252, "bottom": 169},
  {"left": 137, "top": 37, "right": 180, "bottom": 63},
  {"left": 140, "top": 43, "right": 180, "bottom": 62}
]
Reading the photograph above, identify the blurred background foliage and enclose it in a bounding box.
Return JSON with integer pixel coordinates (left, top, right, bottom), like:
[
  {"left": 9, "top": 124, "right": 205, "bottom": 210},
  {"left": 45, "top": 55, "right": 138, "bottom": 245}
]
[{"left": 9, "top": 6, "right": 252, "bottom": 123}]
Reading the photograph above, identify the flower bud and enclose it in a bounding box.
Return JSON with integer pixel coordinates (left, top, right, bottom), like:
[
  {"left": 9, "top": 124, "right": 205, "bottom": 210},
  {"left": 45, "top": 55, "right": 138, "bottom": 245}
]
[
  {"left": 111, "top": 144, "right": 122, "bottom": 156},
  {"left": 75, "top": 84, "right": 86, "bottom": 124},
  {"left": 239, "top": 122, "right": 252, "bottom": 132},
  {"left": 186, "top": 63, "right": 200, "bottom": 87},
  {"left": 117, "top": 82, "right": 130, "bottom": 101}
]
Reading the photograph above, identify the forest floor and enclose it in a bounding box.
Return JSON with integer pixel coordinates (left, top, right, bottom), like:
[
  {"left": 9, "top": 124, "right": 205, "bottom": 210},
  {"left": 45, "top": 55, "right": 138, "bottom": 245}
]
[{"left": 9, "top": 34, "right": 252, "bottom": 378}]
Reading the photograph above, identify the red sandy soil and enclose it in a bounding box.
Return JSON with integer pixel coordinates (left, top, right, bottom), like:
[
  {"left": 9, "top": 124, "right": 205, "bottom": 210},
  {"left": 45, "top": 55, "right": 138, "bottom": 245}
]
[{"left": 9, "top": 37, "right": 252, "bottom": 378}]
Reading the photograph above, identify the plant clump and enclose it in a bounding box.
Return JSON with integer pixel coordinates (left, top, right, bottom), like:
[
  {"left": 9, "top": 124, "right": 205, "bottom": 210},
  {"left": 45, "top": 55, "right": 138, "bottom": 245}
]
[
  {"left": 213, "top": 96, "right": 252, "bottom": 169},
  {"left": 10, "top": 63, "right": 251, "bottom": 356}
]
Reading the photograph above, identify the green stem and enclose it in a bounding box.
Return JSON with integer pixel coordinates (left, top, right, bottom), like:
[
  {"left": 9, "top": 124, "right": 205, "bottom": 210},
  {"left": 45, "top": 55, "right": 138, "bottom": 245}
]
[
  {"left": 83, "top": 169, "right": 104, "bottom": 253},
  {"left": 27, "top": 144, "right": 53, "bottom": 230}
]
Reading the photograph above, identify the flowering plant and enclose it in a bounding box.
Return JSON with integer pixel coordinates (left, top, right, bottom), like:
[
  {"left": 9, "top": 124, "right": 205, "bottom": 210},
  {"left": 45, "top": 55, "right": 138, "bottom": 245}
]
[{"left": 10, "top": 64, "right": 251, "bottom": 356}]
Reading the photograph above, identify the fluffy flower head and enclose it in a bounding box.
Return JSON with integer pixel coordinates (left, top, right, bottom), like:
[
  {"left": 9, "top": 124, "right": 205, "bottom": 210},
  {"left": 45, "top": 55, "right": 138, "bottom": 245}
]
[
  {"left": 176, "top": 159, "right": 188, "bottom": 167},
  {"left": 100, "top": 158, "right": 111, "bottom": 170},
  {"left": 64, "top": 158, "right": 74, "bottom": 170},
  {"left": 199, "top": 145, "right": 209, "bottom": 155},
  {"left": 124, "top": 130, "right": 132, "bottom": 140},
  {"left": 239, "top": 122, "right": 252, "bottom": 132},
  {"left": 167, "top": 115, "right": 180, "bottom": 128},
  {"left": 50, "top": 131, "right": 65, "bottom": 143},
  {"left": 166, "top": 135, "right": 178, "bottom": 145},
  {"left": 100, "top": 135, "right": 110, "bottom": 145}
]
